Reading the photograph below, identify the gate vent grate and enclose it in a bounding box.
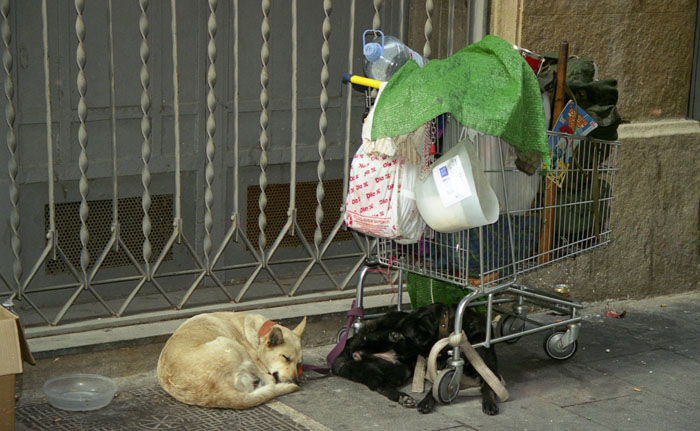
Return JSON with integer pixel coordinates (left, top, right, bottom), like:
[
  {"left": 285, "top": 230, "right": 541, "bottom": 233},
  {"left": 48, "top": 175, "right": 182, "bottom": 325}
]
[
  {"left": 44, "top": 194, "right": 174, "bottom": 274},
  {"left": 246, "top": 179, "right": 351, "bottom": 249}
]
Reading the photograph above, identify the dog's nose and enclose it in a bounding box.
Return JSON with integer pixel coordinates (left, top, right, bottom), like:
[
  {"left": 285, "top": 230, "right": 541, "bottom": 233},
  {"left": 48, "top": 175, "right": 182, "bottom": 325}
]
[{"left": 272, "top": 372, "right": 280, "bottom": 383}]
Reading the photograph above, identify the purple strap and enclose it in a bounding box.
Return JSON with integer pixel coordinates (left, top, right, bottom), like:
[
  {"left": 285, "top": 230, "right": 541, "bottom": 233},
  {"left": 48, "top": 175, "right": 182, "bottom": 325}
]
[{"left": 301, "top": 300, "right": 364, "bottom": 375}]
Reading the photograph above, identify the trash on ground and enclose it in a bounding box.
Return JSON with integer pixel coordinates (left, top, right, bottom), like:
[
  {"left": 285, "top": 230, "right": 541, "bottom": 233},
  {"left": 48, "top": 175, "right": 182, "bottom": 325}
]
[{"left": 605, "top": 309, "right": 626, "bottom": 318}]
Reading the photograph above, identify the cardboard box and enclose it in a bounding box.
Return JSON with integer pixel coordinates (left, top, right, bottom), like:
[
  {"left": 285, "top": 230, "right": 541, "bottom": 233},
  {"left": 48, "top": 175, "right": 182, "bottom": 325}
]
[{"left": 0, "top": 306, "right": 35, "bottom": 431}]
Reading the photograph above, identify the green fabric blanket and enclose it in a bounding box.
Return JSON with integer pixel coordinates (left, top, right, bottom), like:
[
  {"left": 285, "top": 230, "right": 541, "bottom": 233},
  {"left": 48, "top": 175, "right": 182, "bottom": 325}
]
[{"left": 371, "top": 35, "right": 550, "bottom": 171}]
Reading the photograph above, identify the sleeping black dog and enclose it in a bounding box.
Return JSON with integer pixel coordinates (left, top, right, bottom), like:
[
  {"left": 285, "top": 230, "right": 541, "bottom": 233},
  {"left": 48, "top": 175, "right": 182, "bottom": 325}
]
[{"left": 331, "top": 302, "right": 500, "bottom": 415}]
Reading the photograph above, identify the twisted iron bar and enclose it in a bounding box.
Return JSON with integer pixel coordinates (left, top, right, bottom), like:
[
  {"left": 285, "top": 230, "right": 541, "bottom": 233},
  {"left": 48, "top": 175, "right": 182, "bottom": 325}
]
[
  {"left": 75, "top": 0, "right": 90, "bottom": 281},
  {"left": 258, "top": 0, "right": 271, "bottom": 253},
  {"left": 2, "top": 0, "right": 21, "bottom": 291},
  {"left": 315, "top": 0, "right": 332, "bottom": 256},
  {"left": 424, "top": 0, "right": 434, "bottom": 59},
  {"left": 139, "top": 0, "right": 152, "bottom": 276},
  {"left": 372, "top": 0, "right": 382, "bottom": 30},
  {"left": 204, "top": 0, "right": 217, "bottom": 270}
]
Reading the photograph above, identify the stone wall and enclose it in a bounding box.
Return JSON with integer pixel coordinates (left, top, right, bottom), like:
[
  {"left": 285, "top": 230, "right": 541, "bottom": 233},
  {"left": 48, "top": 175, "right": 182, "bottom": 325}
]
[{"left": 491, "top": 0, "right": 698, "bottom": 122}]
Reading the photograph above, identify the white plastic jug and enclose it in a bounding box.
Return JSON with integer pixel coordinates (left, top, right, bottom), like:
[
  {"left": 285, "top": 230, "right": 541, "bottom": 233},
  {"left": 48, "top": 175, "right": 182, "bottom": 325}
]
[
  {"left": 362, "top": 30, "right": 427, "bottom": 81},
  {"left": 415, "top": 139, "right": 499, "bottom": 233}
]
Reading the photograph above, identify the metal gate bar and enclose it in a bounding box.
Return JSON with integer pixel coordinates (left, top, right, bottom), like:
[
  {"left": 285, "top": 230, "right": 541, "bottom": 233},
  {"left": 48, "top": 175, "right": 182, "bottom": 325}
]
[{"left": 1, "top": 0, "right": 21, "bottom": 296}]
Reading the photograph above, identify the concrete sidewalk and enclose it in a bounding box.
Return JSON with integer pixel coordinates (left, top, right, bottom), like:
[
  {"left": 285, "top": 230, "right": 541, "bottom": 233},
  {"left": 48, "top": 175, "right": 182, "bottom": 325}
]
[{"left": 14, "top": 291, "right": 700, "bottom": 430}]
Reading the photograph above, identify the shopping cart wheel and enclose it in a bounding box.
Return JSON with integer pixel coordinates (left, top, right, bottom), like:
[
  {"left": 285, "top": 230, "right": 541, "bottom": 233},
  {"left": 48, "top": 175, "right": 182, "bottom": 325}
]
[
  {"left": 543, "top": 331, "right": 578, "bottom": 360},
  {"left": 433, "top": 368, "right": 460, "bottom": 404},
  {"left": 335, "top": 326, "right": 353, "bottom": 344},
  {"left": 497, "top": 315, "right": 525, "bottom": 344}
]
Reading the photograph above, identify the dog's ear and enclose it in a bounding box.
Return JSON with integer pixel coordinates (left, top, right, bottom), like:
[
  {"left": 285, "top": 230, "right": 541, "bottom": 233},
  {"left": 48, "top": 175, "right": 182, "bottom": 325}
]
[
  {"left": 292, "top": 316, "right": 307, "bottom": 338},
  {"left": 267, "top": 327, "right": 284, "bottom": 347}
]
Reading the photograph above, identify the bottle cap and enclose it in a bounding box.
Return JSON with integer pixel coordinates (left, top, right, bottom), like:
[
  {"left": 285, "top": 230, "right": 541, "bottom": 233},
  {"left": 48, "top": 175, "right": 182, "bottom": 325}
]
[
  {"left": 363, "top": 42, "right": 383, "bottom": 62},
  {"left": 362, "top": 29, "right": 384, "bottom": 62}
]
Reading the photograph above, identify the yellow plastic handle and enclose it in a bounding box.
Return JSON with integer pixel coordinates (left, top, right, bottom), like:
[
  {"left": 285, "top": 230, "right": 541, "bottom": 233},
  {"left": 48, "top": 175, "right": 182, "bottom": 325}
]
[{"left": 343, "top": 74, "right": 383, "bottom": 89}]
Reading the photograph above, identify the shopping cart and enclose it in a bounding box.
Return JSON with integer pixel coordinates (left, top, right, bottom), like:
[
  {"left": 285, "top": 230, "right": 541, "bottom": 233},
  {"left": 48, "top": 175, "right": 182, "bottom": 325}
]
[{"left": 342, "top": 76, "right": 619, "bottom": 402}]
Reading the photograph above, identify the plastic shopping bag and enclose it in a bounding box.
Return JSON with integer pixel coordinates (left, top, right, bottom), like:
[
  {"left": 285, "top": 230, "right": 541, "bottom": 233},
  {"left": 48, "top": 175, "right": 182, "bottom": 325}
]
[
  {"left": 394, "top": 161, "right": 424, "bottom": 244},
  {"left": 344, "top": 144, "right": 424, "bottom": 243}
]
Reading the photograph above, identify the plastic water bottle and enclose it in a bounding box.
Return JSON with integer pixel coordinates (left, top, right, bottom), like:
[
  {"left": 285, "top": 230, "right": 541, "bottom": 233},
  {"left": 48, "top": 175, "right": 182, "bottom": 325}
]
[{"left": 362, "top": 30, "right": 427, "bottom": 81}]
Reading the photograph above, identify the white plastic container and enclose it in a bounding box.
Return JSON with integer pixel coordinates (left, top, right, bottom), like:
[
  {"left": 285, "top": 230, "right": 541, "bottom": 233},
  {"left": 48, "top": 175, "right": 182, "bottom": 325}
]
[
  {"left": 44, "top": 374, "right": 117, "bottom": 411},
  {"left": 362, "top": 30, "right": 427, "bottom": 81},
  {"left": 415, "top": 139, "right": 499, "bottom": 233}
]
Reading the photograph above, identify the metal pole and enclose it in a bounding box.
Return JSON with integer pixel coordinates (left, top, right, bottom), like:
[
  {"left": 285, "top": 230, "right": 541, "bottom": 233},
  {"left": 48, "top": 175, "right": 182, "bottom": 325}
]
[
  {"left": 107, "top": 0, "right": 119, "bottom": 244},
  {"left": 233, "top": 0, "right": 240, "bottom": 218},
  {"left": 447, "top": 0, "right": 455, "bottom": 56},
  {"left": 41, "top": 0, "right": 57, "bottom": 258},
  {"left": 288, "top": 0, "right": 297, "bottom": 216},
  {"left": 342, "top": 0, "right": 356, "bottom": 202},
  {"left": 399, "top": 0, "right": 406, "bottom": 41},
  {"left": 466, "top": 0, "right": 490, "bottom": 46},
  {"left": 170, "top": 0, "right": 182, "bottom": 229}
]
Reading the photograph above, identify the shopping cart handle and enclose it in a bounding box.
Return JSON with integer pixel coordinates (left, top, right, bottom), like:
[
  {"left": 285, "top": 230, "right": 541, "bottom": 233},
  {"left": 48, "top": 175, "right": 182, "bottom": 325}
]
[{"left": 342, "top": 73, "right": 383, "bottom": 89}]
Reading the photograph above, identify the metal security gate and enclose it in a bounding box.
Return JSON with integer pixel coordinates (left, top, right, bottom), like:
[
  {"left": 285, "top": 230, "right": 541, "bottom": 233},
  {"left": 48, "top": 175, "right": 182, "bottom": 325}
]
[{"left": 0, "top": 0, "right": 481, "bottom": 334}]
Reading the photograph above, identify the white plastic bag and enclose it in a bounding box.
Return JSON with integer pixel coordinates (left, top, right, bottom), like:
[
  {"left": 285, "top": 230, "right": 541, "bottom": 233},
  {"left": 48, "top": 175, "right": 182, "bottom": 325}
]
[
  {"left": 344, "top": 145, "right": 424, "bottom": 243},
  {"left": 394, "top": 161, "right": 424, "bottom": 244}
]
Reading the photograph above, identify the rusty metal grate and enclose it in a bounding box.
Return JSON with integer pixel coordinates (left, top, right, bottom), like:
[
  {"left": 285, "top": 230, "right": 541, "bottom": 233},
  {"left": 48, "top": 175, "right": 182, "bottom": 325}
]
[
  {"left": 246, "top": 179, "right": 351, "bottom": 250},
  {"left": 44, "top": 195, "right": 174, "bottom": 274},
  {"left": 16, "top": 385, "right": 312, "bottom": 431}
]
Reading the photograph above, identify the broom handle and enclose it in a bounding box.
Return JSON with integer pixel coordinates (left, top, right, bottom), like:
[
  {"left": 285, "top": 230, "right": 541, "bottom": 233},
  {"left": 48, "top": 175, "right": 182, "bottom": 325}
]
[
  {"left": 538, "top": 41, "right": 568, "bottom": 264},
  {"left": 550, "top": 41, "right": 569, "bottom": 129}
]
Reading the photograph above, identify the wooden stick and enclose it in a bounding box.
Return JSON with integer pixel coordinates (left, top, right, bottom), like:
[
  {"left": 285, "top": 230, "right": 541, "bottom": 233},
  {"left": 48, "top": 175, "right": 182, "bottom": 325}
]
[
  {"left": 550, "top": 41, "right": 569, "bottom": 130},
  {"left": 538, "top": 41, "right": 568, "bottom": 264}
]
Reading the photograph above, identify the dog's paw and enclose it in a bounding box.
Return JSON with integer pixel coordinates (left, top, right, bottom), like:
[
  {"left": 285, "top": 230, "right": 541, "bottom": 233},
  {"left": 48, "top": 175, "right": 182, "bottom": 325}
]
[
  {"left": 417, "top": 393, "right": 436, "bottom": 414},
  {"left": 276, "top": 382, "right": 301, "bottom": 395},
  {"left": 482, "top": 399, "right": 499, "bottom": 416},
  {"left": 398, "top": 394, "right": 417, "bottom": 408}
]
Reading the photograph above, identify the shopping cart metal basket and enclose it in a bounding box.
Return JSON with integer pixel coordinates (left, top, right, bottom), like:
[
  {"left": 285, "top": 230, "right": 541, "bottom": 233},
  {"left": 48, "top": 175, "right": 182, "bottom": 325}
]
[{"left": 343, "top": 80, "right": 619, "bottom": 403}]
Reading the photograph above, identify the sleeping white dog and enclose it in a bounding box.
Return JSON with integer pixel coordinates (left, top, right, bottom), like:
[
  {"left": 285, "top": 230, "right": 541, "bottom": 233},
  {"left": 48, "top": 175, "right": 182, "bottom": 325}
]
[{"left": 157, "top": 311, "right": 306, "bottom": 408}]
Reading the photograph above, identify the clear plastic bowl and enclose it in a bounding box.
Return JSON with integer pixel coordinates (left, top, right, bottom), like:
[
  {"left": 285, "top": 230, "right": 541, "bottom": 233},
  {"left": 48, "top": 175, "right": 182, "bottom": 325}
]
[{"left": 43, "top": 374, "right": 117, "bottom": 411}]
